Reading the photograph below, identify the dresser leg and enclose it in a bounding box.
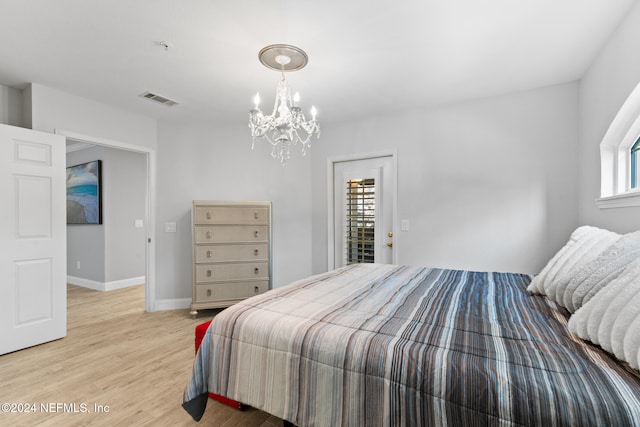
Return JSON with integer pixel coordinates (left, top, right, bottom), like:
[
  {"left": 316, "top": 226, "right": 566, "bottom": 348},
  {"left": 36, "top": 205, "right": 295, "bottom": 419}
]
[{"left": 190, "top": 310, "right": 198, "bottom": 319}]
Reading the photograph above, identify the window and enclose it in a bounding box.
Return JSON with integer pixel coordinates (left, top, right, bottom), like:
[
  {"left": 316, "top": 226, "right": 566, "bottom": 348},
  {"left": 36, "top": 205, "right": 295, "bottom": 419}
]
[
  {"left": 598, "top": 80, "right": 640, "bottom": 208},
  {"left": 631, "top": 137, "right": 640, "bottom": 190},
  {"left": 345, "top": 178, "right": 375, "bottom": 264}
]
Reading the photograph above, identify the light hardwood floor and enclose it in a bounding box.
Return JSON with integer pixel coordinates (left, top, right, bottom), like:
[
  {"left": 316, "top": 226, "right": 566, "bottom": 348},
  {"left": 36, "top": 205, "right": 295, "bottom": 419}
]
[{"left": 0, "top": 284, "right": 282, "bottom": 427}]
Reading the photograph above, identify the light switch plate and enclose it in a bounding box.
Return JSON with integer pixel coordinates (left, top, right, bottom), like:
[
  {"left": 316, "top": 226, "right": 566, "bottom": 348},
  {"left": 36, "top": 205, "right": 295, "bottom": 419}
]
[
  {"left": 165, "top": 222, "right": 177, "bottom": 233},
  {"left": 401, "top": 219, "right": 409, "bottom": 231},
  {"left": 135, "top": 219, "right": 144, "bottom": 228}
]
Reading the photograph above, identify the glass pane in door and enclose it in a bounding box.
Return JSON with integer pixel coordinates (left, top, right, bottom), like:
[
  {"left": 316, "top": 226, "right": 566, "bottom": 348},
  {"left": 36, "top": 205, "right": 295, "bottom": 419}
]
[{"left": 345, "top": 178, "right": 375, "bottom": 264}]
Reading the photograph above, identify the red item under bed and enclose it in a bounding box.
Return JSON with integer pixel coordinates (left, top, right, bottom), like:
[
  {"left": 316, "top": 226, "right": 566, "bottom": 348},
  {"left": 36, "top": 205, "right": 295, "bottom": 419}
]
[{"left": 194, "top": 320, "right": 243, "bottom": 410}]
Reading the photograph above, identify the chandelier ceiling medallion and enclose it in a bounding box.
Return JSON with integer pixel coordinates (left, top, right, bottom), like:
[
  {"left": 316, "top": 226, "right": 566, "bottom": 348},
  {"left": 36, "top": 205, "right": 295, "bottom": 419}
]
[{"left": 249, "top": 44, "right": 320, "bottom": 165}]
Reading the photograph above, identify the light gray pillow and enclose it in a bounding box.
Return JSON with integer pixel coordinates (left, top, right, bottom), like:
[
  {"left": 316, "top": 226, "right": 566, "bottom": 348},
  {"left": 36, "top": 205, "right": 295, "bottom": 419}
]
[
  {"left": 527, "top": 226, "right": 620, "bottom": 305},
  {"left": 568, "top": 258, "right": 640, "bottom": 370},
  {"left": 561, "top": 231, "right": 640, "bottom": 313}
]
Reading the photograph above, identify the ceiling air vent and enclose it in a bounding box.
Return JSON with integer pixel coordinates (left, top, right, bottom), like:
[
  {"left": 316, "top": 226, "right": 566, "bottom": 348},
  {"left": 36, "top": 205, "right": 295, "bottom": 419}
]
[{"left": 139, "top": 91, "right": 179, "bottom": 107}]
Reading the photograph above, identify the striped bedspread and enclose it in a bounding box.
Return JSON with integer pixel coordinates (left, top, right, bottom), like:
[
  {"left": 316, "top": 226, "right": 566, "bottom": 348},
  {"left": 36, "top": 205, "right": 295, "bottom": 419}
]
[{"left": 183, "top": 263, "right": 640, "bottom": 426}]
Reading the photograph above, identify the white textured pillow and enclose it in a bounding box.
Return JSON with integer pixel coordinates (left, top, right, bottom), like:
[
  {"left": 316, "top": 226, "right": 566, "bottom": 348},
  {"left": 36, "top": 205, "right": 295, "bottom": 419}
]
[
  {"left": 527, "top": 226, "right": 592, "bottom": 295},
  {"left": 610, "top": 290, "right": 640, "bottom": 366},
  {"left": 527, "top": 226, "right": 620, "bottom": 303},
  {"left": 561, "top": 231, "right": 640, "bottom": 313},
  {"left": 623, "top": 315, "right": 640, "bottom": 370},
  {"left": 568, "top": 258, "right": 640, "bottom": 370}
]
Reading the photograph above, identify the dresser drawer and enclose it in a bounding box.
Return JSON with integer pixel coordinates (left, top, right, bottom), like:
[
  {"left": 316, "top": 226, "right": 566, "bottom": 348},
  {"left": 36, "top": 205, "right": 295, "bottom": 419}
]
[
  {"left": 194, "top": 206, "right": 269, "bottom": 225},
  {"left": 195, "top": 243, "right": 268, "bottom": 263},
  {"left": 195, "top": 225, "right": 268, "bottom": 244},
  {"left": 195, "top": 262, "right": 269, "bottom": 283},
  {"left": 196, "top": 281, "right": 269, "bottom": 302}
]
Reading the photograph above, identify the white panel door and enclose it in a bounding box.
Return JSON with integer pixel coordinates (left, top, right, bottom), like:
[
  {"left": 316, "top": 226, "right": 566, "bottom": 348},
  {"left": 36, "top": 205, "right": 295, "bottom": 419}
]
[
  {"left": 333, "top": 155, "right": 395, "bottom": 269},
  {"left": 0, "top": 124, "right": 66, "bottom": 355}
]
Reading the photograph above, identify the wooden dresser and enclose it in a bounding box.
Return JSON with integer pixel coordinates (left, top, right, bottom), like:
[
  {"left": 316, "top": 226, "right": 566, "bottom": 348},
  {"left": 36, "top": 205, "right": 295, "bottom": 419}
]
[{"left": 190, "top": 200, "right": 271, "bottom": 317}]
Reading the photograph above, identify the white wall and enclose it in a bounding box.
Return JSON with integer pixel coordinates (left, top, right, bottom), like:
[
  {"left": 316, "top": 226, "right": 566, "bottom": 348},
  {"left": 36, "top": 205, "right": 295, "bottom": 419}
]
[
  {"left": 29, "top": 83, "right": 157, "bottom": 149},
  {"left": 15, "top": 63, "right": 615, "bottom": 306},
  {"left": 155, "top": 120, "right": 313, "bottom": 301},
  {"left": 312, "top": 83, "right": 580, "bottom": 275},
  {"left": 103, "top": 147, "right": 146, "bottom": 283},
  {"left": 579, "top": 0, "right": 640, "bottom": 233},
  {"left": 0, "top": 84, "right": 23, "bottom": 127}
]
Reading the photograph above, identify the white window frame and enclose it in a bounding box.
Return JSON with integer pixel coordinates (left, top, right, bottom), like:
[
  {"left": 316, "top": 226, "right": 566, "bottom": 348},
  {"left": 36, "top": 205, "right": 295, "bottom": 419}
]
[{"left": 597, "top": 80, "right": 640, "bottom": 209}]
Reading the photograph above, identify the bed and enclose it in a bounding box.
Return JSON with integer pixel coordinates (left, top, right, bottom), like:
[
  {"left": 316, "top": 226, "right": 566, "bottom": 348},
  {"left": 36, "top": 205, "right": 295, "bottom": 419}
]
[{"left": 183, "top": 256, "right": 640, "bottom": 426}]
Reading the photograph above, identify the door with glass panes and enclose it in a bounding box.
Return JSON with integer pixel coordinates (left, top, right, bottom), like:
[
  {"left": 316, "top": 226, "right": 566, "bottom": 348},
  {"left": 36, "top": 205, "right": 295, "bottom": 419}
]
[{"left": 332, "top": 155, "right": 395, "bottom": 268}]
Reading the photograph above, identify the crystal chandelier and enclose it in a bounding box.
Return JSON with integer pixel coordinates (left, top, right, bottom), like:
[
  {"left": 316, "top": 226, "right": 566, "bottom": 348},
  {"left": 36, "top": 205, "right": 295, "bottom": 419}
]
[{"left": 249, "top": 44, "right": 320, "bottom": 164}]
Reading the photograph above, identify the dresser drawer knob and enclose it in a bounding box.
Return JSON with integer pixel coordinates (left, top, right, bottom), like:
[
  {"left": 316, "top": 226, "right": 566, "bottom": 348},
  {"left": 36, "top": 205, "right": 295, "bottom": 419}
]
[
  {"left": 206, "top": 231, "right": 212, "bottom": 239},
  {"left": 206, "top": 250, "right": 212, "bottom": 258},
  {"left": 207, "top": 270, "right": 212, "bottom": 277},
  {"left": 254, "top": 249, "right": 259, "bottom": 256},
  {"left": 254, "top": 230, "right": 259, "bottom": 238},
  {"left": 254, "top": 211, "right": 259, "bottom": 219},
  {"left": 206, "top": 288, "right": 212, "bottom": 297},
  {"left": 206, "top": 211, "right": 212, "bottom": 219},
  {"left": 254, "top": 286, "right": 259, "bottom": 294},
  {"left": 254, "top": 267, "right": 259, "bottom": 275}
]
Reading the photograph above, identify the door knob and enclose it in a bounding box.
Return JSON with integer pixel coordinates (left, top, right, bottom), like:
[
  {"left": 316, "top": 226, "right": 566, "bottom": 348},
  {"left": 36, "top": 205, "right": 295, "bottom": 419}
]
[
  {"left": 388, "top": 232, "right": 393, "bottom": 238},
  {"left": 387, "top": 242, "right": 393, "bottom": 248}
]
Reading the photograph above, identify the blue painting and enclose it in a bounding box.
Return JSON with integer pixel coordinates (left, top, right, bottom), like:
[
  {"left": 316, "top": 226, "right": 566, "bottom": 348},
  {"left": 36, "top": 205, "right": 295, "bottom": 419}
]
[{"left": 66, "top": 160, "right": 102, "bottom": 224}]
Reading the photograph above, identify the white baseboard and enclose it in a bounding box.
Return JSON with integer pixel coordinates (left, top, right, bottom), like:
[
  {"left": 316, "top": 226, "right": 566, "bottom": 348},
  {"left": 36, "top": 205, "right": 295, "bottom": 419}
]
[
  {"left": 67, "top": 275, "right": 145, "bottom": 292},
  {"left": 155, "top": 298, "right": 191, "bottom": 311}
]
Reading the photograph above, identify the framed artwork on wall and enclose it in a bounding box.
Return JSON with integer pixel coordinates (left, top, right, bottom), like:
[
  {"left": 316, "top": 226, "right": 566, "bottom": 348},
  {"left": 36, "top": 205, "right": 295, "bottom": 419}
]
[{"left": 66, "top": 160, "right": 102, "bottom": 224}]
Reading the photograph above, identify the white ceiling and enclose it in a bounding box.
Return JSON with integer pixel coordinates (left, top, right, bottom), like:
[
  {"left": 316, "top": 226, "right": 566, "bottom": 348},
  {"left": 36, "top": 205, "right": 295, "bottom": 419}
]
[{"left": 0, "top": 0, "right": 636, "bottom": 127}]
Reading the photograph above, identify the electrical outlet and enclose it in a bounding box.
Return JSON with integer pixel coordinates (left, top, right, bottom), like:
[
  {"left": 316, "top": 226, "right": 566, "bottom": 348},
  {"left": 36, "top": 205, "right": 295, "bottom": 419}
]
[{"left": 76, "top": 261, "right": 81, "bottom": 269}]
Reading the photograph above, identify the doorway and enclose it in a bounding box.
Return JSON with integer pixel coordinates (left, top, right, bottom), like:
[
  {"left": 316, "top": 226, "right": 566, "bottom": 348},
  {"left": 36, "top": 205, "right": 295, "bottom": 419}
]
[
  {"left": 57, "top": 130, "right": 156, "bottom": 312},
  {"left": 328, "top": 152, "right": 397, "bottom": 270}
]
